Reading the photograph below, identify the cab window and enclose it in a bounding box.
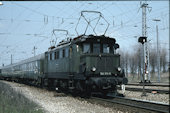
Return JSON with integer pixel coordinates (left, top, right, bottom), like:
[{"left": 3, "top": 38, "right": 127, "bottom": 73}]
[
  {"left": 83, "top": 43, "right": 90, "bottom": 53},
  {"left": 103, "top": 44, "right": 110, "bottom": 53},
  {"left": 93, "top": 43, "right": 100, "bottom": 54}
]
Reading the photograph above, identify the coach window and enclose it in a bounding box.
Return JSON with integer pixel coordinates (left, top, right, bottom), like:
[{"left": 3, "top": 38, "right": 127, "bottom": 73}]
[
  {"left": 54, "top": 52, "right": 57, "bottom": 59},
  {"left": 30, "top": 63, "right": 32, "bottom": 71},
  {"left": 83, "top": 43, "right": 90, "bottom": 53}
]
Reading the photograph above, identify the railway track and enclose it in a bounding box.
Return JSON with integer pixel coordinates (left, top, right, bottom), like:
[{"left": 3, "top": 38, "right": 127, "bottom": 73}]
[
  {"left": 127, "top": 83, "right": 170, "bottom": 87},
  {"left": 92, "top": 96, "right": 169, "bottom": 113},
  {"left": 118, "top": 87, "right": 169, "bottom": 94}
]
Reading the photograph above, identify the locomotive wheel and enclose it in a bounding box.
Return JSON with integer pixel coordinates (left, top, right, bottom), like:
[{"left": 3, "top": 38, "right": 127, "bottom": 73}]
[
  {"left": 59, "top": 80, "right": 68, "bottom": 92},
  {"left": 76, "top": 81, "right": 83, "bottom": 91},
  {"left": 75, "top": 81, "right": 91, "bottom": 98},
  {"left": 102, "top": 92, "right": 108, "bottom": 98},
  {"left": 74, "top": 81, "right": 83, "bottom": 96},
  {"left": 84, "top": 88, "right": 91, "bottom": 98}
]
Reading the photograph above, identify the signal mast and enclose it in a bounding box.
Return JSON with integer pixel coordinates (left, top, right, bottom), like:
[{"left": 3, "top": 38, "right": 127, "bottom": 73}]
[{"left": 138, "top": 2, "right": 151, "bottom": 83}]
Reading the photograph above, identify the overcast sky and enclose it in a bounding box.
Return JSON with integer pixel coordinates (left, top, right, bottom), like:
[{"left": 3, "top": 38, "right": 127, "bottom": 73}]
[{"left": 0, "top": 1, "right": 169, "bottom": 66}]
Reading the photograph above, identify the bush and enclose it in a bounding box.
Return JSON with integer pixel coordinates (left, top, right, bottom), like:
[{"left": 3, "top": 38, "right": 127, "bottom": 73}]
[{"left": 0, "top": 81, "right": 44, "bottom": 113}]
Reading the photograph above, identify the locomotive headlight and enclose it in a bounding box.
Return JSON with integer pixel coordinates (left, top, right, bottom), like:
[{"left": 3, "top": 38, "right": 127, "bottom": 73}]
[
  {"left": 117, "top": 67, "right": 121, "bottom": 72},
  {"left": 91, "top": 67, "right": 96, "bottom": 72}
]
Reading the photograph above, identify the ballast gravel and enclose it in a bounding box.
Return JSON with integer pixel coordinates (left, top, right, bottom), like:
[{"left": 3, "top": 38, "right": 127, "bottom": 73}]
[
  {"left": 118, "top": 89, "right": 169, "bottom": 104},
  {"left": 1, "top": 80, "right": 169, "bottom": 113},
  {"left": 1, "top": 81, "right": 122, "bottom": 113}
]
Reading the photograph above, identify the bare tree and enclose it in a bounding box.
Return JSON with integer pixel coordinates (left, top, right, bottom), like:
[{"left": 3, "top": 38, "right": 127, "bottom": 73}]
[
  {"left": 160, "top": 47, "right": 168, "bottom": 73},
  {"left": 149, "top": 47, "right": 157, "bottom": 73},
  {"left": 135, "top": 45, "right": 142, "bottom": 79},
  {"left": 119, "top": 50, "right": 129, "bottom": 77},
  {"left": 124, "top": 52, "right": 129, "bottom": 77},
  {"left": 119, "top": 43, "right": 168, "bottom": 82},
  {"left": 128, "top": 44, "right": 141, "bottom": 79},
  {"left": 129, "top": 55, "right": 136, "bottom": 78}
]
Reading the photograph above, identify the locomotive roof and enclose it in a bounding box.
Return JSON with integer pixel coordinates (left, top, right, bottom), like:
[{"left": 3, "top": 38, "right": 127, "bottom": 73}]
[
  {"left": 48, "top": 34, "right": 116, "bottom": 52},
  {"left": 72, "top": 34, "right": 116, "bottom": 44},
  {"left": 48, "top": 42, "right": 71, "bottom": 52},
  {"left": 1, "top": 53, "right": 45, "bottom": 69}
]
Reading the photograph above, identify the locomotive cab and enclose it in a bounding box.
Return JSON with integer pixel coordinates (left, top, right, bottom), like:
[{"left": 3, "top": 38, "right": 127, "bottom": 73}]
[
  {"left": 77, "top": 35, "right": 122, "bottom": 76},
  {"left": 73, "top": 35, "right": 128, "bottom": 94}
]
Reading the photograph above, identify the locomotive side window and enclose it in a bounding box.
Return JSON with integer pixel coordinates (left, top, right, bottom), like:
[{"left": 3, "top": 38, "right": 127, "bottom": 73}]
[
  {"left": 63, "top": 49, "right": 65, "bottom": 58},
  {"left": 65, "top": 47, "right": 69, "bottom": 57},
  {"left": 69, "top": 47, "right": 72, "bottom": 57},
  {"left": 93, "top": 43, "right": 100, "bottom": 54},
  {"left": 59, "top": 49, "right": 62, "bottom": 58},
  {"left": 103, "top": 44, "right": 110, "bottom": 53},
  {"left": 57, "top": 51, "right": 59, "bottom": 59},
  {"left": 52, "top": 52, "right": 54, "bottom": 60},
  {"left": 83, "top": 43, "right": 90, "bottom": 53},
  {"left": 50, "top": 53, "right": 52, "bottom": 60}
]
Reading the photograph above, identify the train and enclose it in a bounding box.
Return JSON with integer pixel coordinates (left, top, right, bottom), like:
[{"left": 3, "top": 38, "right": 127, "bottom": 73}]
[{"left": 0, "top": 34, "right": 128, "bottom": 97}]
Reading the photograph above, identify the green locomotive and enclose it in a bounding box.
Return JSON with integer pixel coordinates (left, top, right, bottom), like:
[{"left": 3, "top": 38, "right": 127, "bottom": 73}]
[{"left": 0, "top": 34, "right": 128, "bottom": 96}]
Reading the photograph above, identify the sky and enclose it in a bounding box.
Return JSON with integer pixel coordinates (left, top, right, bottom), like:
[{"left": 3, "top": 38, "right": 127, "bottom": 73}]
[{"left": 0, "top": 1, "right": 169, "bottom": 66}]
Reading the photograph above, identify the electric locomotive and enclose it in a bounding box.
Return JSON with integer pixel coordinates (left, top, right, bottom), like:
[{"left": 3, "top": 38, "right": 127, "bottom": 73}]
[
  {"left": 0, "top": 34, "right": 128, "bottom": 97},
  {"left": 44, "top": 34, "right": 128, "bottom": 96}
]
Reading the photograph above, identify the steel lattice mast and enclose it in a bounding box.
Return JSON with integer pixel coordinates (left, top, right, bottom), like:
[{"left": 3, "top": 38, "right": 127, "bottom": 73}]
[{"left": 141, "top": 3, "right": 150, "bottom": 82}]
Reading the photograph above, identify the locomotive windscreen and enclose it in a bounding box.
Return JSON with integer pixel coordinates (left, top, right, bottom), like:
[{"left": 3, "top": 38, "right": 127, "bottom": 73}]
[{"left": 82, "top": 43, "right": 115, "bottom": 54}]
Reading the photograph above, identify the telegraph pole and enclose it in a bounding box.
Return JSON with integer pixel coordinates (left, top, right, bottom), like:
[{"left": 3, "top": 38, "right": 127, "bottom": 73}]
[{"left": 153, "top": 19, "right": 161, "bottom": 82}]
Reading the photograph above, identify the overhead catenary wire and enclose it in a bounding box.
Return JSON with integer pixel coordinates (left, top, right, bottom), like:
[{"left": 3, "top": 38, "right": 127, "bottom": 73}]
[{"left": 0, "top": 2, "right": 169, "bottom": 66}]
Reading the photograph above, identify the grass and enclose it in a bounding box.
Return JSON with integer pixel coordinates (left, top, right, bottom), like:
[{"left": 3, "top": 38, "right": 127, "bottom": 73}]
[{"left": 0, "top": 81, "right": 44, "bottom": 113}]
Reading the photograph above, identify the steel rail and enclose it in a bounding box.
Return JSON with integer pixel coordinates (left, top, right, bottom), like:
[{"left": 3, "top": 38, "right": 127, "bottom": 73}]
[
  {"left": 127, "top": 83, "right": 170, "bottom": 87},
  {"left": 91, "top": 96, "right": 169, "bottom": 113},
  {"left": 118, "top": 87, "right": 169, "bottom": 94}
]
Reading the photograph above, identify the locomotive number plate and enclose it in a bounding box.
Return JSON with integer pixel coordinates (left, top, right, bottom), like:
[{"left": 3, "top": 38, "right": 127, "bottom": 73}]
[{"left": 100, "top": 72, "right": 111, "bottom": 75}]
